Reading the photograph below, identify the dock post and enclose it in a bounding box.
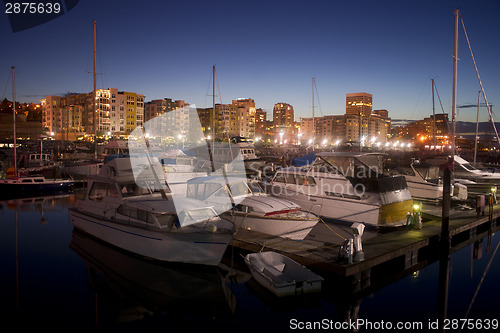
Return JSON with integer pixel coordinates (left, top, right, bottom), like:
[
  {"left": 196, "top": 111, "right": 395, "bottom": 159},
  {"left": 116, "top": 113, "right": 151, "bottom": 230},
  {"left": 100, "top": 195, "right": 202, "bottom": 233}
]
[
  {"left": 405, "top": 250, "right": 418, "bottom": 269},
  {"left": 441, "top": 161, "right": 451, "bottom": 247}
]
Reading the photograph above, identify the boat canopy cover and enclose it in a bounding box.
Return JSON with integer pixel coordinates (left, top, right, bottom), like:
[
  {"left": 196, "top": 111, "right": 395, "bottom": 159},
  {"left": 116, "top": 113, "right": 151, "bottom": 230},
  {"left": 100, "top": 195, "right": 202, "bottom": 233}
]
[
  {"left": 292, "top": 152, "right": 316, "bottom": 167},
  {"left": 316, "top": 152, "right": 385, "bottom": 177}
]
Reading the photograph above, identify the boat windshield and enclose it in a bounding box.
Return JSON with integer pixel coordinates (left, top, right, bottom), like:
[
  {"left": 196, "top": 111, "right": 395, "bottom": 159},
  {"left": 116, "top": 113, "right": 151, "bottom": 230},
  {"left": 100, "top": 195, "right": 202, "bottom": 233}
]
[
  {"left": 186, "top": 182, "right": 222, "bottom": 200},
  {"left": 461, "top": 163, "right": 476, "bottom": 171},
  {"left": 119, "top": 183, "right": 152, "bottom": 197},
  {"left": 247, "top": 181, "right": 264, "bottom": 194},
  {"left": 179, "top": 207, "right": 218, "bottom": 226},
  {"left": 229, "top": 181, "right": 251, "bottom": 197}
]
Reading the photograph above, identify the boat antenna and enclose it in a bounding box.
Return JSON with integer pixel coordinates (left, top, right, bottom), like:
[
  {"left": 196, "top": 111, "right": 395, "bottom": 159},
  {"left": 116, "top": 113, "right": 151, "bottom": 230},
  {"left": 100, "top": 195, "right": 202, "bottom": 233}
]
[{"left": 12, "top": 66, "right": 17, "bottom": 177}]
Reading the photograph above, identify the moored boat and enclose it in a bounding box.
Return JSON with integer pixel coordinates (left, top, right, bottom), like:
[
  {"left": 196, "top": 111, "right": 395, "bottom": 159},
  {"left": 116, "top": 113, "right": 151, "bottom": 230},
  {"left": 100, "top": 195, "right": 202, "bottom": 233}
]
[
  {"left": 69, "top": 157, "right": 235, "bottom": 266},
  {"left": 185, "top": 176, "right": 319, "bottom": 240},
  {"left": 244, "top": 251, "right": 323, "bottom": 297},
  {"left": 396, "top": 163, "right": 455, "bottom": 204},
  {"left": 0, "top": 67, "right": 74, "bottom": 199},
  {"left": 0, "top": 175, "right": 74, "bottom": 199},
  {"left": 263, "top": 152, "right": 414, "bottom": 228}
]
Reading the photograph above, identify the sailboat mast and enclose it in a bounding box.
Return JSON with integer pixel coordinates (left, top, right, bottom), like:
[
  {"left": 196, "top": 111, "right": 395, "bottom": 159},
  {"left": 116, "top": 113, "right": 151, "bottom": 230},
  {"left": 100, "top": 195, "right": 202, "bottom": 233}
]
[
  {"left": 93, "top": 20, "right": 97, "bottom": 159},
  {"left": 451, "top": 9, "right": 459, "bottom": 156},
  {"left": 432, "top": 79, "right": 436, "bottom": 150},
  {"left": 212, "top": 65, "right": 215, "bottom": 143},
  {"left": 474, "top": 90, "right": 481, "bottom": 167},
  {"left": 12, "top": 66, "right": 17, "bottom": 177},
  {"left": 312, "top": 76, "right": 315, "bottom": 151}
]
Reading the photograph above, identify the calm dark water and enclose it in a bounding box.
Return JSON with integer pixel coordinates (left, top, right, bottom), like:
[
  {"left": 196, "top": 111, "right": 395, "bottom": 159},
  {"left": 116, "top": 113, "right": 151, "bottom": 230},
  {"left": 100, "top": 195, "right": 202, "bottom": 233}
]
[{"left": 1, "top": 191, "right": 499, "bottom": 332}]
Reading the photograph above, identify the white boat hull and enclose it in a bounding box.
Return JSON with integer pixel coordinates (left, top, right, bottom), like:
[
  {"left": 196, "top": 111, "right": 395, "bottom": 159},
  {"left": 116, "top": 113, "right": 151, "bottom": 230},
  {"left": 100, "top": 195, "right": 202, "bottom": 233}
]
[
  {"left": 405, "top": 178, "right": 443, "bottom": 202},
  {"left": 225, "top": 212, "right": 317, "bottom": 240},
  {"left": 63, "top": 162, "right": 102, "bottom": 177},
  {"left": 267, "top": 183, "right": 411, "bottom": 227},
  {"left": 70, "top": 209, "right": 232, "bottom": 266},
  {"left": 244, "top": 251, "right": 323, "bottom": 297}
]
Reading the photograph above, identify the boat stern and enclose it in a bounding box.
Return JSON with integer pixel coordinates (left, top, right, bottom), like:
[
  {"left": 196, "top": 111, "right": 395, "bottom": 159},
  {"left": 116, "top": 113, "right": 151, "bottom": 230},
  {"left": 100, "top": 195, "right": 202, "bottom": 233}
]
[
  {"left": 376, "top": 175, "right": 414, "bottom": 227},
  {"left": 378, "top": 198, "right": 414, "bottom": 227}
]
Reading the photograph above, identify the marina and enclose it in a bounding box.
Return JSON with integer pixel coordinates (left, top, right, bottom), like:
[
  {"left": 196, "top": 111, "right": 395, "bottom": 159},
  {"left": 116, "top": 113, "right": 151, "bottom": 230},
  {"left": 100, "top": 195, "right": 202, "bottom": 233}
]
[{"left": 2, "top": 2, "right": 500, "bottom": 332}]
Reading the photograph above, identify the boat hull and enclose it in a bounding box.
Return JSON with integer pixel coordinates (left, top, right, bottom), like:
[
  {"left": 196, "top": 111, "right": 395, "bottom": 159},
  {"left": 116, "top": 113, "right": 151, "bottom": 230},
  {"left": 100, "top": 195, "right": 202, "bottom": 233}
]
[
  {"left": 405, "top": 178, "right": 444, "bottom": 203},
  {"left": 244, "top": 252, "right": 323, "bottom": 297},
  {"left": 0, "top": 179, "right": 74, "bottom": 199},
  {"left": 62, "top": 162, "right": 102, "bottom": 179},
  {"left": 224, "top": 212, "right": 317, "bottom": 240},
  {"left": 267, "top": 183, "right": 412, "bottom": 227},
  {"left": 69, "top": 209, "right": 232, "bottom": 266}
]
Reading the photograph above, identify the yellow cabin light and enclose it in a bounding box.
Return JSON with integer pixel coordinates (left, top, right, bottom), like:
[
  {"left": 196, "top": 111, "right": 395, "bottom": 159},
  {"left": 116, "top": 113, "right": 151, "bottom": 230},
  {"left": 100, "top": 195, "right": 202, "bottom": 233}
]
[
  {"left": 491, "top": 187, "right": 497, "bottom": 193},
  {"left": 413, "top": 204, "right": 420, "bottom": 211}
]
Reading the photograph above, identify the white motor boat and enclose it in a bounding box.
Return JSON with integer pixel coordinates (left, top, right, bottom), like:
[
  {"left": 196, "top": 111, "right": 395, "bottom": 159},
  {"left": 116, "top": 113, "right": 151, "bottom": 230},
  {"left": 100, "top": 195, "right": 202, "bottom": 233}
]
[
  {"left": 210, "top": 137, "right": 265, "bottom": 174},
  {"left": 453, "top": 155, "right": 500, "bottom": 184},
  {"left": 264, "top": 152, "right": 414, "bottom": 228},
  {"left": 425, "top": 155, "right": 498, "bottom": 196},
  {"left": 185, "top": 176, "right": 319, "bottom": 240},
  {"left": 69, "top": 157, "right": 235, "bottom": 266},
  {"left": 426, "top": 155, "right": 500, "bottom": 185},
  {"left": 396, "top": 163, "right": 453, "bottom": 203}
]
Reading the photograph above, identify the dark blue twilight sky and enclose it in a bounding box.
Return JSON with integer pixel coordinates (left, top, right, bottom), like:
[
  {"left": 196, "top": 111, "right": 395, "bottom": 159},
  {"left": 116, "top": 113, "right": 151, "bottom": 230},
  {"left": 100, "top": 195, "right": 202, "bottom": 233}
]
[{"left": 1, "top": 0, "right": 500, "bottom": 122}]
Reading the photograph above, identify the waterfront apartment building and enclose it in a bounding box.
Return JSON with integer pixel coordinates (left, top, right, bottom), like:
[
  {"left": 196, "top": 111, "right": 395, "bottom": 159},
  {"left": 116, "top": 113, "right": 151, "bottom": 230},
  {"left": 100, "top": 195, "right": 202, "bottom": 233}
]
[
  {"left": 144, "top": 98, "right": 190, "bottom": 141},
  {"left": 41, "top": 88, "right": 144, "bottom": 139},
  {"left": 300, "top": 115, "right": 345, "bottom": 144},
  {"left": 233, "top": 98, "right": 256, "bottom": 139},
  {"left": 273, "top": 103, "right": 294, "bottom": 128},
  {"left": 346, "top": 92, "right": 372, "bottom": 117},
  {"left": 345, "top": 93, "right": 390, "bottom": 143},
  {"left": 255, "top": 108, "right": 267, "bottom": 138},
  {"left": 398, "top": 113, "right": 450, "bottom": 143},
  {"left": 299, "top": 93, "right": 390, "bottom": 145},
  {"left": 196, "top": 98, "right": 256, "bottom": 140}
]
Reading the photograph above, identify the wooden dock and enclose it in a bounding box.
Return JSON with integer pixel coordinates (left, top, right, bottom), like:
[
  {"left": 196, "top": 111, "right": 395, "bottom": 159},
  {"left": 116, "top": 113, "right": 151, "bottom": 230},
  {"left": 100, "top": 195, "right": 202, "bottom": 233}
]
[{"left": 229, "top": 202, "right": 500, "bottom": 284}]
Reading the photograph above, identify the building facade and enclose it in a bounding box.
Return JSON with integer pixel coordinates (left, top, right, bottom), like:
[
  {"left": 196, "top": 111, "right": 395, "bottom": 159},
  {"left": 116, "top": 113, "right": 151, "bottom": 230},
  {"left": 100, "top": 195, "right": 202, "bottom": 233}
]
[
  {"left": 196, "top": 98, "right": 256, "bottom": 140},
  {"left": 299, "top": 93, "right": 390, "bottom": 145},
  {"left": 273, "top": 102, "right": 294, "bottom": 128},
  {"left": 41, "top": 88, "right": 144, "bottom": 139}
]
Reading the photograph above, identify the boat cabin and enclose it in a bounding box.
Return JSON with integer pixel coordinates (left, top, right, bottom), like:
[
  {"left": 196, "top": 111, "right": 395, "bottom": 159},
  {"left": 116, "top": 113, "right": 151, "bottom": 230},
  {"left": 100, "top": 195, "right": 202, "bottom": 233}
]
[{"left": 186, "top": 176, "right": 264, "bottom": 201}]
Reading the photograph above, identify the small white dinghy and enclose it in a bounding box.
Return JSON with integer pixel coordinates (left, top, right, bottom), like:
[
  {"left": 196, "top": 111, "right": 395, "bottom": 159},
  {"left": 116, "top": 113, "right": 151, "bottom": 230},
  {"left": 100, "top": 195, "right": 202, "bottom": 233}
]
[{"left": 244, "top": 251, "right": 323, "bottom": 297}]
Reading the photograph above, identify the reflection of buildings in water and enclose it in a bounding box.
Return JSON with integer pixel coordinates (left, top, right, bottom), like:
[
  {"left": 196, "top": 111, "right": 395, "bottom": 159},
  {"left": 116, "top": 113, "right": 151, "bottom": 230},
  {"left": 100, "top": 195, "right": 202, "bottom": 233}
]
[
  {"left": 0, "top": 193, "right": 73, "bottom": 223},
  {"left": 69, "top": 231, "right": 236, "bottom": 324}
]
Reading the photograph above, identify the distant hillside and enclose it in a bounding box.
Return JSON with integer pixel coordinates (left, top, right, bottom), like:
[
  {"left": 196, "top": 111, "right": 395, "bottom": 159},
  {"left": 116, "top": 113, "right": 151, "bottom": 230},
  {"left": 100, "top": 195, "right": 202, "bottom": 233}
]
[
  {"left": 456, "top": 121, "right": 500, "bottom": 134},
  {"left": 392, "top": 118, "right": 500, "bottom": 135}
]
